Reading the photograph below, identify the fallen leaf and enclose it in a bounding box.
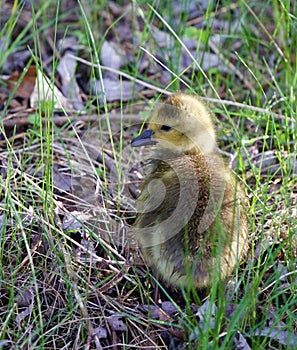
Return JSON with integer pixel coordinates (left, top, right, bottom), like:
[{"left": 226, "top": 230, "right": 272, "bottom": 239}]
[
  {"left": 253, "top": 327, "right": 297, "bottom": 349},
  {"left": 30, "top": 69, "right": 72, "bottom": 110},
  {"left": 93, "top": 326, "right": 108, "bottom": 339},
  {"left": 7, "top": 66, "right": 36, "bottom": 105},
  {"left": 234, "top": 331, "right": 252, "bottom": 350},
  {"left": 57, "top": 51, "right": 84, "bottom": 110},
  {"left": 92, "top": 77, "right": 141, "bottom": 103},
  {"left": 107, "top": 315, "right": 127, "bottom": 332},
  {"left": 101, "top": 40, "right": 123, "bottom": 70}
]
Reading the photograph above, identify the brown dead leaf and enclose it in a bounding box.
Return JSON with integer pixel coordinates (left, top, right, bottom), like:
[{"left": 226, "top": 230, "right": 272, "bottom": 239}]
[{"left": 7, "top": 66, "right": 36, "bottom": 106}]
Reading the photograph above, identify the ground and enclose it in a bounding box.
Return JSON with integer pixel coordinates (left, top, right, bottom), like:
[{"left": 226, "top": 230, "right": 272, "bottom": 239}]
[{"left": 0, "top": 1, "right": 296, "bottom": 349}]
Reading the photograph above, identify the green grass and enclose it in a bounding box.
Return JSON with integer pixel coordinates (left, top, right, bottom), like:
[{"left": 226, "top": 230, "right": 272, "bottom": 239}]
[{"left": 0, "top": 0, "right": 296, "bottom": 349}]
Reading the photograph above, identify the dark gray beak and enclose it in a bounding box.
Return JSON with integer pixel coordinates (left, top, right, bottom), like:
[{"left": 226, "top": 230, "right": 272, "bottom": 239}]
[{"left": 131, "top": 129, "right": 157, "bottom": 147}]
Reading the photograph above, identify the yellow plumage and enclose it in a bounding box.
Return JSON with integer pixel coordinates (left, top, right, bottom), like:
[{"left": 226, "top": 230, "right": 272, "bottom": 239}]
[{"left": 131, "top": 93, "right": 248, "bottom": 289}]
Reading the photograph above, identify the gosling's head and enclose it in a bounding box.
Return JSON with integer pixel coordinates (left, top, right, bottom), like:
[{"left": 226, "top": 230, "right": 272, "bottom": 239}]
[{"left": 132, "top": 93, "right": 217, "bottom": 155}]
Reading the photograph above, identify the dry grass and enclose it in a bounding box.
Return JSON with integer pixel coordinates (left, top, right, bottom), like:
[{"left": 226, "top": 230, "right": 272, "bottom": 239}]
[{"left": 0, "top": 1, "right": 296, "bottom": 349}]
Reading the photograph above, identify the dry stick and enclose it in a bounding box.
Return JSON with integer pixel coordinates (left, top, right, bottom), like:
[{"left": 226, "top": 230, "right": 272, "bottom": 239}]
[
  {"left": 1, "top": 113, "right": 143, "bottom": 128},
  {"left": 1, "top": 114, "right": 99, "bottom": 128},
  {"left": 140, "top": 48, "right": 294, "bottom": 123},
  {"left": 70, "top": 54, "right": 169, "bottom": 95},
  {"left": 2, "top": 60, "right": 292, "bottom": 126},
  {"left": 2, "top": 101, "right": 292, "bottom": 128},
  {"left": 257, "top": 270, "right": 297, "bottom": 296},
  {"left": 70, "top": 54, "right": 293, "bottom": 122}
]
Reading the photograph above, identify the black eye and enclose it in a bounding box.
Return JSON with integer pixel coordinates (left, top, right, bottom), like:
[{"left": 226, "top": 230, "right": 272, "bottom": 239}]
[{"left": 160, "top": 125, "right": 172, "bottom": 132}]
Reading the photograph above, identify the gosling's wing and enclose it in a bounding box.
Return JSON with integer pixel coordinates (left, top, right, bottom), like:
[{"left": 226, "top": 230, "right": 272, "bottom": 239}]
[
  {"left": 135, "top": 160, "right": 180, "bottom": 228},
  {"left": 135, "top": 155, "right": 207, "bottom": 228}
]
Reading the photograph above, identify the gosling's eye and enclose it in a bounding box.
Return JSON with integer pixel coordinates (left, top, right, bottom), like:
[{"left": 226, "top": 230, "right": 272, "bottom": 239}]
[{"left": 160, "top": 125, "right": 172, "bottom": 132}]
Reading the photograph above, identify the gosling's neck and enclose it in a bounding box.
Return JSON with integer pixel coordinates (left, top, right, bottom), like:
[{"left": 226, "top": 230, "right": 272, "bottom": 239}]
[
  {"left": 146, "top": 141, "right": 217, "bottom": 163},
  {"left": 189, "top": 133, "right": 217, "bottom": 156}
]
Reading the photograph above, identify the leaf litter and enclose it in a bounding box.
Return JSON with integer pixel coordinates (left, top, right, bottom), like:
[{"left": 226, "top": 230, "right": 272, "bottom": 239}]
[{"left": 0, "top": 1, "right": 296, "bottom": 349}]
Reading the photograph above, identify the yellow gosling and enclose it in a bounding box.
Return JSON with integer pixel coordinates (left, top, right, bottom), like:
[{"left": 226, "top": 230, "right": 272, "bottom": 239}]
[{"left": 131, "top": 93, "right": 248, "bottom": 289}]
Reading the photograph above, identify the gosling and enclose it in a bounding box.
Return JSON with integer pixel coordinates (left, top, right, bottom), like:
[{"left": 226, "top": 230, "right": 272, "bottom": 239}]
[{"left": 131, "top": 93, "right": 248, "bottom": 289}]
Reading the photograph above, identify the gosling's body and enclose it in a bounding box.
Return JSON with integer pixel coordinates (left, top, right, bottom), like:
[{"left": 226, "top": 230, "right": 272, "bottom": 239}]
[{"left": 132, "top": 93, "right": 248, "bottom": 289}]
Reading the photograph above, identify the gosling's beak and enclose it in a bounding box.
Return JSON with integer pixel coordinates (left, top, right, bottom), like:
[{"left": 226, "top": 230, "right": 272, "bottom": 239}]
[{"left": 131, "top": 129, "right": 157, "bottom": 147}]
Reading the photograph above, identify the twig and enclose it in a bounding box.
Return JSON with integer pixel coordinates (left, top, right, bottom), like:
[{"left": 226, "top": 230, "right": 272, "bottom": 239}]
[{"left": 0, "top": 113, "right": 145, "bottom": 129}]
